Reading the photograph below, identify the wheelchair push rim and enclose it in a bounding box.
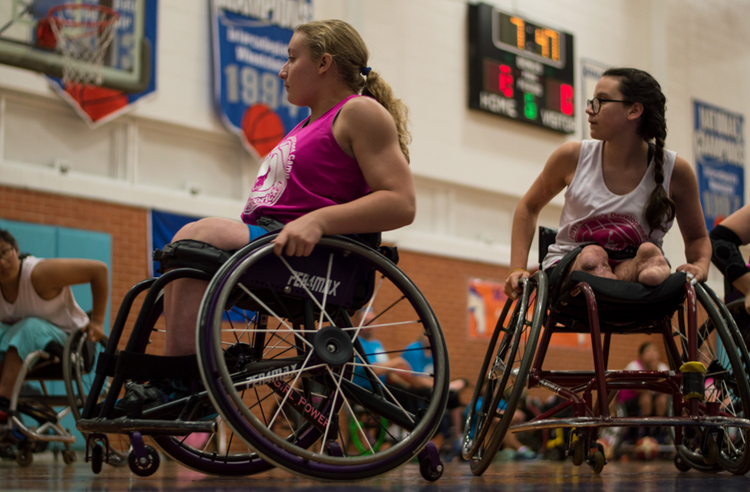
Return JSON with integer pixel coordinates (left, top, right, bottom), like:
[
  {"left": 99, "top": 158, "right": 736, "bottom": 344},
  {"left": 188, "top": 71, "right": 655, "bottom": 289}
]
[
  {"left": 197, "top": 236, "right": 449, "bottom": 480},
  {"left": 463, "top": 272, "right": 546, "bottom": 475}
]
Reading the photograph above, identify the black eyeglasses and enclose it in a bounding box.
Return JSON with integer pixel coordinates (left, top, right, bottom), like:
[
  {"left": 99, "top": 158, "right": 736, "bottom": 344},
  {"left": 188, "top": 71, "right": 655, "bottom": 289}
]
[
  {"left": 0, "top": 247, "right": 15, "bottom": 261},
  {"left": 586, "top": 97, "right": 632, "bottom": 114}
]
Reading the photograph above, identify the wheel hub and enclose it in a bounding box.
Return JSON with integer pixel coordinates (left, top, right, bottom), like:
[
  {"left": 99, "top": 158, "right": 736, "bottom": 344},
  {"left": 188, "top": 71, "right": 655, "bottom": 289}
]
[{"left": 313, "top": 326, "right": 353, "bottom": 367}]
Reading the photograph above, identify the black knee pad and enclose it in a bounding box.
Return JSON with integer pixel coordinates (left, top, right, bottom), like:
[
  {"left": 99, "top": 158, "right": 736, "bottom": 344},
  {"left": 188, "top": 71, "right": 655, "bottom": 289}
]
[
  {"left": 152, "top": 239, "right": 234, "bottom": 276},
  {"left": 710, "top": 225, "right": 750, "bottom": 283}
]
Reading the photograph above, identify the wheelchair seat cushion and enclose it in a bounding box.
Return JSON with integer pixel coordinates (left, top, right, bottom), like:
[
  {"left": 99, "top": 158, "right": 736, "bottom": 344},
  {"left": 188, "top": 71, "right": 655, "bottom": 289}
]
[
  {"left": 553, "top": 271, "right": 688, "bottom": 328},
  {"left": 153, "top": 240, "right": 236, "bottom": 275}
]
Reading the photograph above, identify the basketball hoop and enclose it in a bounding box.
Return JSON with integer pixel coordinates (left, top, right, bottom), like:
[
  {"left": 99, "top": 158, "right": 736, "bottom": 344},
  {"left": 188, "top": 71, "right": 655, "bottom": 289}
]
[{"left": 47, "top": 4, "right": 120, "bottom": 88}]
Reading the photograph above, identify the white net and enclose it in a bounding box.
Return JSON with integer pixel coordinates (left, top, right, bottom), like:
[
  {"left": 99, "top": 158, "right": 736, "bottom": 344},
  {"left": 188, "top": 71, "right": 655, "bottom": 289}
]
[{"left": 47, "top": 4, "right": 119, "bottom": 87}]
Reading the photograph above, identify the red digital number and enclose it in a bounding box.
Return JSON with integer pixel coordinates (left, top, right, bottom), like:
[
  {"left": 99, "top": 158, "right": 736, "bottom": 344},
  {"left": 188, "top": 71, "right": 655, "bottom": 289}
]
[{"left": 560, "top": 83, "right": 574, "bottom": 116}]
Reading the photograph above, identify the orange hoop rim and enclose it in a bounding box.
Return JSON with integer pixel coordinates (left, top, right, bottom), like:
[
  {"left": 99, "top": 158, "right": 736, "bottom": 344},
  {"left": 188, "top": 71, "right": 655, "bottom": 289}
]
[{"left": 47, "top": 4, "right": 120, "bottom": 29}]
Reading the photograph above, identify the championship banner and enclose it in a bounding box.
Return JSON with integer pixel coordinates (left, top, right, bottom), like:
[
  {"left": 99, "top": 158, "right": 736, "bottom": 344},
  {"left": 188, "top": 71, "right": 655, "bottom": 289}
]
[
  {"left": 468, "top": 278, "right": 507, "bottom": 339},
  {"left": 694, "top": 100, "right": 745, "bottom": 231},
  {"left": 47, "top": 0, "right": 159, "bottom": 126},
  {"left": 211, "top": 0, "right": 312, "bottom": 158}
]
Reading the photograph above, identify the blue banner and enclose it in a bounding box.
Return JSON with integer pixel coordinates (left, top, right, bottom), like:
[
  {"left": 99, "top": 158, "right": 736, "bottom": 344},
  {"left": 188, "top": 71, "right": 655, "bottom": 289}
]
[
  {"left": 211, "top": 0, "right": 312, "bottom": 158},
  {"left": 694, "top": 100, "right": 745, "bottom": 231}
]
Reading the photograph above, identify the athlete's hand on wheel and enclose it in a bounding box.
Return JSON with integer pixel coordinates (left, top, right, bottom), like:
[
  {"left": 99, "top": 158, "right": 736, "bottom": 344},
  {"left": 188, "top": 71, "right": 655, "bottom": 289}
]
[
  {"left": 676, "top": 263, "right": 704, "bottom": 285},
  {"left": 504, "top": 269, "right": 530, "bottom": 299},
  {"left": 272, "top": 215, "right": 325, "bottom": 257},
  {"left": 85, "top": 319, "right": 105, "bottom": 342}
]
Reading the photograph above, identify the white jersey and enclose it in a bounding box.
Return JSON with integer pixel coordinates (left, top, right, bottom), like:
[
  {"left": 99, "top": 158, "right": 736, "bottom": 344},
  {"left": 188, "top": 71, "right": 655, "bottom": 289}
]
[
  {"left": 0, "top": 256, "right": 89, "bottom": 333},
  {"left": 542, "top": 139, "right": 677, "bottom": 271}
]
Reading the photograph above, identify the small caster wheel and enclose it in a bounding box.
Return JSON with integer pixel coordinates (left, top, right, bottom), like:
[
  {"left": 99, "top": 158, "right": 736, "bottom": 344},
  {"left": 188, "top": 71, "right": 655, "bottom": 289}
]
[
  {"left": 62, "top": 449, "right": 76, "bottom": 465},
  {"left": 0, "top": 445, "right": 15, "bottom": 460},
  {"left": 128, "top": 445, "right": 160, "bottom": 477},
  {"left": 91, "top": 444, "right": 104, "bottom": 474},
  {"left": 702, "top": 438, "right": 719, "bottom": 466},
  {"left": 570, "top": 440, "right": 585, "bottom": 466},
  {"left": 589, "top": 450, "right": 605, "bottom": 474},
  {"left": 419, "top": 456, "right": 443, "bottom": 482},
  {"left": 674, "top": 454, "right": 692, "bottom": 472},
  {"left": 16, "top": 449, "right": 33, "bottom": 467}
]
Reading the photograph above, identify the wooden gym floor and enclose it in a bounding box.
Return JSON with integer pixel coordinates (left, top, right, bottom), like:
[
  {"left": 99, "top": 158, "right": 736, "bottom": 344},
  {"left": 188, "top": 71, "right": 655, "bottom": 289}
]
[{"left": 2, "top": 452, "right": 749, "bottom": 492}]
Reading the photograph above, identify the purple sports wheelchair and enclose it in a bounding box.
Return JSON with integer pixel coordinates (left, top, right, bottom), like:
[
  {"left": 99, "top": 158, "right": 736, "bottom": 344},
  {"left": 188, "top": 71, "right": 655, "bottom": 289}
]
[{"left": 76, "top": 231, "right": 450, "bottom": 481}]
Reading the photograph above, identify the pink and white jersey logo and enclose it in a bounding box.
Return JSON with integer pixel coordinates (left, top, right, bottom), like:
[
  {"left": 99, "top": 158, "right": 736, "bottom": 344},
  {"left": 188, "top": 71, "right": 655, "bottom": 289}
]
[
  {"left": 244, "top": 136, "right": 296, "bottom": 216},
  {"left": 569, "top": 213, "right": 647, "bottom": 251}
]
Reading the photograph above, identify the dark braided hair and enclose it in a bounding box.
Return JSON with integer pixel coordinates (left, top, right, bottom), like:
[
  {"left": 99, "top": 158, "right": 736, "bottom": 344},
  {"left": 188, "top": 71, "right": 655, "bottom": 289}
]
[{"left": 603, "top": 68, "right": 675, "bottom": 235}]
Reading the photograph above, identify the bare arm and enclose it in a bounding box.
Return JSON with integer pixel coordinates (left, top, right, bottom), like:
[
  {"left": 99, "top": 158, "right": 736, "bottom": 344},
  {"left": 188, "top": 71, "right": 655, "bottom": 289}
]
[
  {"left": 273, "top": 97, "right": 415, "bottom": 256},
  {"left": 31, "top": 259, "right": 109, "bottom": 341},
  {"left": 505, "top": 141, "right": 580, "bottom": 297},
  {"left": 670, "top": 156, "right": 711, "bottom": 282}
]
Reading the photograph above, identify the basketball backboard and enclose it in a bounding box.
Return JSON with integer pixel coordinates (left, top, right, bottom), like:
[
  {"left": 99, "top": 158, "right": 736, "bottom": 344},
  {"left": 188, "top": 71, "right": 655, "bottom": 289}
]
[{"left": 0, "top": 0, "right": 151, "bottom": 92}]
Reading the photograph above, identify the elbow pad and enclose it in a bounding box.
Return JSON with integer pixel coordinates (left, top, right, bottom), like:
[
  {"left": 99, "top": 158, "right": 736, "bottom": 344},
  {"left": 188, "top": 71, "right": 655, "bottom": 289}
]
[{"left": 710, "top": 224, "right": 750, "bottom": 283}]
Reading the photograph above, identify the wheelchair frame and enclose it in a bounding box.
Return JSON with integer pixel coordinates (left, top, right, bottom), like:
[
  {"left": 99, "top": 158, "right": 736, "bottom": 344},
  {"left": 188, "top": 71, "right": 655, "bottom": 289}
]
[{"left": 1, "top": 326, "right": 98, "bottom": 467}]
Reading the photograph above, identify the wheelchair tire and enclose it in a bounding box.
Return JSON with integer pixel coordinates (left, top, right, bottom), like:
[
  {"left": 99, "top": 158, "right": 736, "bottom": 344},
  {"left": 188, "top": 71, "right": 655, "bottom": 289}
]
[
  {"left": 197, "top": 235, "right": 450, "bottom": 481},
  {"left": 672, "top": 283, "right": 750, "bottom": 475},
  {"left": 464, "top": 272, "right": 546, "bottom": 476}
]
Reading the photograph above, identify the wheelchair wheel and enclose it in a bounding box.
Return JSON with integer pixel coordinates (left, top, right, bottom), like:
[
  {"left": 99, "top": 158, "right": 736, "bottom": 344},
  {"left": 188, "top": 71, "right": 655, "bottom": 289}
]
[
  {"left": 462, "top": 272, "right": 546, "bottom": 476},
  {"left": 671, "top": 283, "right": 750, "bottom": 475},
  {"left": 197, "top": 235, "right": 449, "bottom": 480}
]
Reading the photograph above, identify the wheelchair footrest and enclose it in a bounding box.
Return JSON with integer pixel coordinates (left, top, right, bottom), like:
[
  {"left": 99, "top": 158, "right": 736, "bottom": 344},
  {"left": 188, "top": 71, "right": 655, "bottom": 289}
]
[
  {"left": 77, "top": 418, "right": 216, "bottom": 435},
  {"left": 510, "top": 416, "right": 750, "bottom": 433}
]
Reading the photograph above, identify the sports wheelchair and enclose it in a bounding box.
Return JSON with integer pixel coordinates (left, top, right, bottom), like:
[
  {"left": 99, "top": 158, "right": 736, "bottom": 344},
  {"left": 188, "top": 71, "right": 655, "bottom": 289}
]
[
  {"left": 0, "top": 325, "right": 108, "bottom": 467},
  {"left": 462, "top": 227, "right": 750, "bottom": 475},
  {"left": 77, "top": 232, "right": 450, "bottom": 481}
]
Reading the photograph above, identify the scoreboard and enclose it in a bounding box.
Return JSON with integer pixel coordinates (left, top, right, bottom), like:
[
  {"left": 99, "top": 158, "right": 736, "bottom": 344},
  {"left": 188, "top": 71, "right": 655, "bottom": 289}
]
[{"left": 468, "top": 3, "right": 575, "bottom": 134}]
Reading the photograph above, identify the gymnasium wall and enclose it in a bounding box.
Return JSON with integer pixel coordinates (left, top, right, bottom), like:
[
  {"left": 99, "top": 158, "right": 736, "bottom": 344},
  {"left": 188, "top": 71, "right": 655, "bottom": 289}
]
[{"left": 1, "top": 0, "right": 747, "bottom": 379}]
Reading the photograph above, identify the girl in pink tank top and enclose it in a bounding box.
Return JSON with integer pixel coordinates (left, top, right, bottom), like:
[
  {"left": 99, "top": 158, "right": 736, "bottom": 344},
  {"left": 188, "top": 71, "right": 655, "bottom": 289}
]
[{"left": 163, "top": 20, "right": 416, "bottom": 358}]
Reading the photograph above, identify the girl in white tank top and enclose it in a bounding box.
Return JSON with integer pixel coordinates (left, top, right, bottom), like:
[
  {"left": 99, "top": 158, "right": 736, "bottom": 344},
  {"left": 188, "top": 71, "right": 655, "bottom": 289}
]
[{"left": 505, "top": 68, "right": 711, "bottom": 299}]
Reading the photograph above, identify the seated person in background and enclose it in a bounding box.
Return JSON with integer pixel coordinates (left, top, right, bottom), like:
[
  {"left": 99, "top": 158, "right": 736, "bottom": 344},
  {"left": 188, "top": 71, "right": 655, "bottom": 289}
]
[
  {"left": 463, "top": 386, "right": 539, "bottom": 461},
  {"left": 352, "top": 307, "right": 411, "bottom": 387},
  {"left": 618, "top": 341, "right": 669, "bottom": 445},
  {"left": 129, "top": 19, "right": 415, "bottom": 405},
  {"left": 504, "top": 68, "right": 710, "bottom": 300},
  {"left": 403, "top": 335, "right": 467, "bottom": 458},
  {"left": 618, "top": 342, "right": 669, "bottom": 418},
  {"left": 0, "top": 228, "right": 108, "bottom": 423}
]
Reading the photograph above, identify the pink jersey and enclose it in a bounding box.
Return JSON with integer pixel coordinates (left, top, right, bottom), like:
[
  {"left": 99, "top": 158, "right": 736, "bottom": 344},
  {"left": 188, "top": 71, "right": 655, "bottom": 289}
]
[{"left": 242, "top": 95, "right": 370, "bottom": 225}]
